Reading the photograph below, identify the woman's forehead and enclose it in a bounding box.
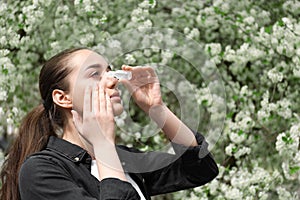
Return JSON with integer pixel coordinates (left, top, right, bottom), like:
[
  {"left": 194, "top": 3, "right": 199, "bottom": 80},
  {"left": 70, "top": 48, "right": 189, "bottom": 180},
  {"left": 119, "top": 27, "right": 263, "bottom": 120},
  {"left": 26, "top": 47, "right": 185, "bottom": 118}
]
[{"left": 69, "top": 49, "right": 108, "bottom": 71}]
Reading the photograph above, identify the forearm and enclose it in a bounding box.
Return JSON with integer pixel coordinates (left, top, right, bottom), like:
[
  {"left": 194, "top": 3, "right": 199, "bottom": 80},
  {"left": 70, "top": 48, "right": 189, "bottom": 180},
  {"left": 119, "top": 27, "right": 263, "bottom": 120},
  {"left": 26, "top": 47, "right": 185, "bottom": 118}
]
[
  {"left": 94, "top": 142, "right": 127, "bottom": 181},
  {"left": 149, "top": 104, "right": 198, "bottom": 147}
]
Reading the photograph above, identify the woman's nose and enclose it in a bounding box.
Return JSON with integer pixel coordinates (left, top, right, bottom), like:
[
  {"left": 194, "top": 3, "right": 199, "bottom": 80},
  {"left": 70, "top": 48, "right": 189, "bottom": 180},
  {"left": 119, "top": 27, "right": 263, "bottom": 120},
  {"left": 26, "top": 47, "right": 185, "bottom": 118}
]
[{"left": 104, "top": 74, "right": 119, "bottom": 89}]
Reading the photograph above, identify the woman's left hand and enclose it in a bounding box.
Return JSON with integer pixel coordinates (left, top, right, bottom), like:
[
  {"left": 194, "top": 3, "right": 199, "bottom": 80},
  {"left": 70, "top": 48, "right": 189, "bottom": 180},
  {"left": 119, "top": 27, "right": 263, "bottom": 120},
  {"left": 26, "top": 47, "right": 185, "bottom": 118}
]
[{"left": 120, "top": 65, "right": 163, "bottom": 113}]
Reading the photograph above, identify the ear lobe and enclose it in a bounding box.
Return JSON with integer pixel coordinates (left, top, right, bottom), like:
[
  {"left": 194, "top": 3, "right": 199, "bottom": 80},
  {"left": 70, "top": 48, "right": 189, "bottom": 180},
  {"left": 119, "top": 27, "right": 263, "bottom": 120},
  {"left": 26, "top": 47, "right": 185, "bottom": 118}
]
[{"left": 52, "top": 89, "right": 73, "bottom": 109}]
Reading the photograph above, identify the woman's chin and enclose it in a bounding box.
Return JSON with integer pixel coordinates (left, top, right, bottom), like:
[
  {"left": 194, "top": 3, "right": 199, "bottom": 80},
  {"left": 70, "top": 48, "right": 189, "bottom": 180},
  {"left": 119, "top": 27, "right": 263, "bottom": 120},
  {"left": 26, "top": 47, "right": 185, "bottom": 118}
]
[{"left": 112, "top": 103, "right": 124, "bottom": 116}]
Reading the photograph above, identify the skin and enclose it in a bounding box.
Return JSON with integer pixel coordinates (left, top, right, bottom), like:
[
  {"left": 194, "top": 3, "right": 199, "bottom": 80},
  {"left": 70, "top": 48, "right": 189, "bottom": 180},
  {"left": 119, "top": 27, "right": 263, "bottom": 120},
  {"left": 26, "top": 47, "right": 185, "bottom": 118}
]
[{"left": 52, "top": 49, "right": 198, "bottom": 182}]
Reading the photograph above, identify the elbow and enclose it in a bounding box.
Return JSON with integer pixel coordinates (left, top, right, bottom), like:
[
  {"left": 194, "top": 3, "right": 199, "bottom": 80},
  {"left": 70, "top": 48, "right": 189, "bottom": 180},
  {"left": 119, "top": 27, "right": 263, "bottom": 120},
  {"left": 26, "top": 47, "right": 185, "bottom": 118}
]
[
  {"left": 206, "top": 153, "right": 219, "bottom": 181},
  {"left": 200, "top": 153, "right": 219, "bottom": 184},
  {"left": 186, "top": 153, "right": 219, "bottom": 186},
  {"left": 209, "top": 159, "right": 219, "bottom": 181},
  {"left": 207, "top": 154, "right": 219, "bottom": 182}
]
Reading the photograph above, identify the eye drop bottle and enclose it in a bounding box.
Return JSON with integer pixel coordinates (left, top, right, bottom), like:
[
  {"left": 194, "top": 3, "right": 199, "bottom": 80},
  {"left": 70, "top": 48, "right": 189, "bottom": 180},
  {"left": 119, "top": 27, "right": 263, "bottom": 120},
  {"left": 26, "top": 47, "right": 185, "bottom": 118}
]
[{"left": 107, "top": 70, "right": 132, "bottom": 80}]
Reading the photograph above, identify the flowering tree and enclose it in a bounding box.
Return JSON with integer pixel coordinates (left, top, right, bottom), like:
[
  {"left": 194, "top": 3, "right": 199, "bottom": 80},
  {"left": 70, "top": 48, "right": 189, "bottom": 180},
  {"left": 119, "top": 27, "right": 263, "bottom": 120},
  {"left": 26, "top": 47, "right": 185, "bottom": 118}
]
[{"left": 0, "top": 0, "right": 300, "bottom": 199}]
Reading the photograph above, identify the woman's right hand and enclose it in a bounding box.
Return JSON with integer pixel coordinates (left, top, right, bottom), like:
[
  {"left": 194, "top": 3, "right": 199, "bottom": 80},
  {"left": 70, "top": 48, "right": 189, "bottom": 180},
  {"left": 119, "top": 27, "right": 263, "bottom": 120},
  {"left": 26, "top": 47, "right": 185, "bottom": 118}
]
[
  {"left": 72, "top": 83, "right": 127, "bottom": 181},
  {"left": 71, "top": 83, "right": 116, "bottom": 150}
]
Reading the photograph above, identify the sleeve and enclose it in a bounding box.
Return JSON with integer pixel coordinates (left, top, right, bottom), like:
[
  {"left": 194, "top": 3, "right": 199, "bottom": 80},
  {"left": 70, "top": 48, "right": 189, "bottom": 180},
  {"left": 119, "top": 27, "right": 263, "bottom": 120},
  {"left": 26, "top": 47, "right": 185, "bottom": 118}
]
[
  {"left": 18, "top": 156, "right": 140, "bottom": 200},
  {"left": 141, "top": 131, "right": 219, "bottom": 196}
]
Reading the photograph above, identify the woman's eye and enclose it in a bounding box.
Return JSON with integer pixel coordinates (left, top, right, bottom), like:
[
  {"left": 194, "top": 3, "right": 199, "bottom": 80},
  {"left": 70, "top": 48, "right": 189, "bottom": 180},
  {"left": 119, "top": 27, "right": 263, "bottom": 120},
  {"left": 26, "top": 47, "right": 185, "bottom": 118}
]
[{"left": 91, "top": 71, "right": 100, "bottom": 78}]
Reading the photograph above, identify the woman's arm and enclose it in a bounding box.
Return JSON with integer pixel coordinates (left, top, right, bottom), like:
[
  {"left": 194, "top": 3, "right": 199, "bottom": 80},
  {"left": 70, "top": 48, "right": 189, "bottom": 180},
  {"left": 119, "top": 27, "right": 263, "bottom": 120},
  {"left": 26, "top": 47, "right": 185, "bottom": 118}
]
[
  {"left": 120, "top": 65, "right": 198, "bottom": 147},
  {"left": 148, "top": 104, "right": 198, "bottom": 147},
  {"left": 120, "top": 65, "right": 218, "bottom": 195}
]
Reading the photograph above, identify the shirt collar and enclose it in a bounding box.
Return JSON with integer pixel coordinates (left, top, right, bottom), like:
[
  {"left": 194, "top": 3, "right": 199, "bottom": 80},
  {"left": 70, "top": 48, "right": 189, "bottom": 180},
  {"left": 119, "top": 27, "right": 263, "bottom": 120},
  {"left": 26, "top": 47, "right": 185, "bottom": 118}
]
[{"left": 46, "top": 136, "right": 92, "bottom": 165}]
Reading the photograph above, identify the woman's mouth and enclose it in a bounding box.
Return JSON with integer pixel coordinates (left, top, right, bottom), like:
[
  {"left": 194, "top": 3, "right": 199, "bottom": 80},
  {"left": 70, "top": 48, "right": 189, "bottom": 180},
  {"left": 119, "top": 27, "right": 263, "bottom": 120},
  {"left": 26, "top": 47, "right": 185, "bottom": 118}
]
[{"left": 110, "top": 92, "right": 121, "bottom": 102}]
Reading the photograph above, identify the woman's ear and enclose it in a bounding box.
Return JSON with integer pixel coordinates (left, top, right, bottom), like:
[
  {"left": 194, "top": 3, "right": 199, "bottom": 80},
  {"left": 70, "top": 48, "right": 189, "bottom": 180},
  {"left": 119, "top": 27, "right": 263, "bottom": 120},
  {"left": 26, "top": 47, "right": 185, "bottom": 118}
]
[{"left": 52, "top": 89, "right": 73, "bottom": 109}]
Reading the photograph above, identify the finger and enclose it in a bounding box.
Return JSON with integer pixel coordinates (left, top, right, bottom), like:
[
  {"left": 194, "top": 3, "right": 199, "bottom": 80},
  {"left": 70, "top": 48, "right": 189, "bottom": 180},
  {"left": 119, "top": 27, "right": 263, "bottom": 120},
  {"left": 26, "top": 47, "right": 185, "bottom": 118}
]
[
  {"left": 92, "top": 83, "right": 99, "bottom": 113},
  {"left": 122, "top": 65, "right": 133, "bottom": 71},
  {"left": 138, "top": 76, "right": 157, "bottom": 85},
  {"left": 146, "top": 66, "right": 157, "bottom": 77},
  {"left": 136, "top": 66, "right": 155, "bottom": 78},
  {"left": 83, "top": 85, "right": 92, "bottom": 118},
  {"left": 106, "top": 93, "right": 113, "bottom": 118},
  {"left": 99, "top": 85, "right": 106, "bottom": 112}
]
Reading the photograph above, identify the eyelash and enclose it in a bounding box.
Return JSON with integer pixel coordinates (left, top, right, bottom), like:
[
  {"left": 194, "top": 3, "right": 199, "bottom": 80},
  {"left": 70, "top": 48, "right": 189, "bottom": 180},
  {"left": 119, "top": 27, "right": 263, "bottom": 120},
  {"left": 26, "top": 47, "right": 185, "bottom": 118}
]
[
  {"left": 91, "top": 71, "right": 99, "bottom": 76},
  {"left": 90, "top": 65, "right": 112, "bottom": 78}
]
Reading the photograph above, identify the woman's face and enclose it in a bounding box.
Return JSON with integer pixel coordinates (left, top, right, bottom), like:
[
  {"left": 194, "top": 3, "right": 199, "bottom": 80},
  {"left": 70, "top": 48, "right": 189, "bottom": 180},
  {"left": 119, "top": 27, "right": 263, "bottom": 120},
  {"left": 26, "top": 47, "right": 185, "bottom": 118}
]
[{"left": 67, "top": 49, "right": 123, "bottom": 116}]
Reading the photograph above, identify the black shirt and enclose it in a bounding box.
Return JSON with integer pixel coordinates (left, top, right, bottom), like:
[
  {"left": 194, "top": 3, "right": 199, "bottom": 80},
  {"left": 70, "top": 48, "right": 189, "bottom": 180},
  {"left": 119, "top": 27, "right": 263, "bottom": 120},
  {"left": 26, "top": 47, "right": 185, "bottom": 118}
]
[{"left": 19, "top": 132, "right": 218, "bottom": 199}]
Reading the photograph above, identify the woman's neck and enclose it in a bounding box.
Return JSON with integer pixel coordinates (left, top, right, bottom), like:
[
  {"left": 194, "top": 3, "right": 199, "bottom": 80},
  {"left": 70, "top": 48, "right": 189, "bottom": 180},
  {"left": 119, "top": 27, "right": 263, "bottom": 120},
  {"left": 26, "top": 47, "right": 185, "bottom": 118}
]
[{"left": 62, "top": 117, "right": 95, "bottom": 159}]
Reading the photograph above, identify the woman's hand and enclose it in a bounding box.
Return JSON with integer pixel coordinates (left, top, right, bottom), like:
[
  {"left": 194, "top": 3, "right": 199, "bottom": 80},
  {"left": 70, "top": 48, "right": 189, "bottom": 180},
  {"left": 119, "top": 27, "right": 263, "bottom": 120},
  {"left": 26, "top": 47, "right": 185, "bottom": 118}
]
[
  {"left": 72, "top": 83, "right": 128, "bottom": 181},
  {"left": 71, "top": 83, "right": 115, "bottom": 152},
  {"left": 120, "top": 65, "right": 163, "bottom": 113}
]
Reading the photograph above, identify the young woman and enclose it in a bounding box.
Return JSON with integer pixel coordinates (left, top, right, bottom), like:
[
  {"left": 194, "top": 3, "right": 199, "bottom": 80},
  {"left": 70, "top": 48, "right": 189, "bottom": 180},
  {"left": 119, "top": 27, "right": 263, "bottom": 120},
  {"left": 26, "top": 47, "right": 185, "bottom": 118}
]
[{"left": 0, "top": 47, "right": 218, "bottom": 200}]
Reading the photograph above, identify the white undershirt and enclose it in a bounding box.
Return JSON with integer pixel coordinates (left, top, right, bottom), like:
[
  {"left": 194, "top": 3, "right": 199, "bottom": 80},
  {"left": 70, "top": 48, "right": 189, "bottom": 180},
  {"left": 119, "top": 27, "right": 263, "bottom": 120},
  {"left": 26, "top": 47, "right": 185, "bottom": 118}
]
[{"left": 91, "top": 160, "right": 146, "bottom": 200}]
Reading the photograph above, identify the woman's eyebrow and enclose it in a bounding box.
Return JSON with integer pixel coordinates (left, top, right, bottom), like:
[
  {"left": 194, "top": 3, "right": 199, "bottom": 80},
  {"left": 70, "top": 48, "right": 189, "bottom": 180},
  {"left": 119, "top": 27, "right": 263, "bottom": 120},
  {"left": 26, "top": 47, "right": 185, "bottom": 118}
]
[{"left": 84, "top": 63, "right": 104, "bottom": 71}]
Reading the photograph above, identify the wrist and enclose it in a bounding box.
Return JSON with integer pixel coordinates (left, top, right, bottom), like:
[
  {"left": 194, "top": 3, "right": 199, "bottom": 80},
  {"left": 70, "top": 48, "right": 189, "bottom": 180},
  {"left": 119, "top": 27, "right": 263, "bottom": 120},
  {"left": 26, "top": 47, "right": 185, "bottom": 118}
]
[
  {"left": 93, "top": 139, "right": 116, "bottom": 151},
  {"left": 90, "top": 131, "right": 116, "bottom": 147},
  {"left": 148, "top": 104, "right": 169, "bottom": 128}
]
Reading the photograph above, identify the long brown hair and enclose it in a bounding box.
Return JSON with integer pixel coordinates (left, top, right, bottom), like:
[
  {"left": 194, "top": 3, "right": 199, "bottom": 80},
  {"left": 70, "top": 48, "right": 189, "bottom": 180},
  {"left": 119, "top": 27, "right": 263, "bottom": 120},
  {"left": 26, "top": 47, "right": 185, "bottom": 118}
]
[{"left": 0, "top": 47, "right": 87, "bottom": 200}]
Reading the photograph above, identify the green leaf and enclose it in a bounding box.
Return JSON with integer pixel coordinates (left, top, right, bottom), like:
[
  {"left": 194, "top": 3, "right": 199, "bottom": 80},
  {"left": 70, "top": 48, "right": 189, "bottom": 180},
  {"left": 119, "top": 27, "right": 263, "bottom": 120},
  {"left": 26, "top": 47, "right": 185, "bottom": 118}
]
[
  {"left": 289, "top": 166, "right": 300, "bottom": 175},
  {"left": 202, "top": 99, "right": 208, "bottom": 106},
  {"left": 282, "top": 136, "right": 293, "bottom": 144},
  {"left": 232, "top": 147, "right": 238, "bottom": 153},
  {"left": 226, "top": 111, "right": 234, "bottom": 119},
  {"left": 220, "top": 51, "right": 224, "bottom": 57},
  {"left": 2, "top": 68, "right": 8, "bottom": 75},
  {"left": 253, "top": 91, "right": 261, "bottom": 97},
  {"left": 265, "top": 26, "right": 272, "bottom": 34},
  {"left": 18, "top": 23, "right": 24, "bottom": 29},
  {"left": 236, "top": 14, "right": 243, "bottom": 23},
  {"left": 233, "top": 95, "right": 239, "bottom": 101},
  {"left": 278, "top": 19, "right": 284, "bottom": 27},
  {"left": 238, "top": 130, "right": 244, "bottom": 136},
  {"left": 214, "top": 7, "right": 226, "bottom": 16},
  {"left": 207, "top": 46, "right": 211, "bottom": 55}
]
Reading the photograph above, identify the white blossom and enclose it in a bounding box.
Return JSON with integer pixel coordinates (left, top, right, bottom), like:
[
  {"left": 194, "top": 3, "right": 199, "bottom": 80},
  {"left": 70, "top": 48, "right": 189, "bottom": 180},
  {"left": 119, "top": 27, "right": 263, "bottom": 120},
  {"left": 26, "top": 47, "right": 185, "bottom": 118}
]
[
  {"left": 225, "top": 187, "right": 243, "bottom": 200},
  {"left": 267, "top": 68, "right": 283, "bottom": 83},
  {"left": 276, "top": 186, "right": 296, "bottom": 200},
  {"left": 276, "top": 99, "right": 292, "bottom": 119},
  {"left": 208, "top": 179, "right": 219, "bottom": 195},
  {"left": 244, "top": 16, "right": 255, "bottom": 25},
  {"left": 257, "top": 109, "right": 269, "bottom": 120},
  {"left": 282, "top": 17, "right": 293, "bottom": 30},
  {"left": 125, "top": 54, "right": 136, "bottom": 65},
  {"left": 0, "top": 89, "right": 7, "bottom": 101},
  {"left": 229, "top": 131, "right": 246, "bottom": 144},
  {"left": 292, "top": 65, "right": 300, "bottom": 77},
  {"left": 143, "top": 19, "right": 153, "bottom": 28},
  {"left": 186, "top": 28, "right": 200, "bottom": 39},
  {"left": 234, "top": 146, "right": 251, "bottom": 159},
  {"left": 108, "top": 40, "right": 121, "bottom": 49},
  {"left": 225, "top": 143, "right": 236, "bottom": 156},
  {"left": 258, "top": 191, "right": 269, "bottom": 200},
  {"left": 205, "top": 43, "right": 222, "bottom": 56}
]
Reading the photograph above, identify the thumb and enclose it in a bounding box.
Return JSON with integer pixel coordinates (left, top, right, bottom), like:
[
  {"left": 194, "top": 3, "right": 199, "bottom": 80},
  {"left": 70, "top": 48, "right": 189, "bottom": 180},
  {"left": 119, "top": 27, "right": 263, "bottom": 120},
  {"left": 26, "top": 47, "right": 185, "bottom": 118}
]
[{"left": 119, "top": 78, "right": 136, "bottom": 95}]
